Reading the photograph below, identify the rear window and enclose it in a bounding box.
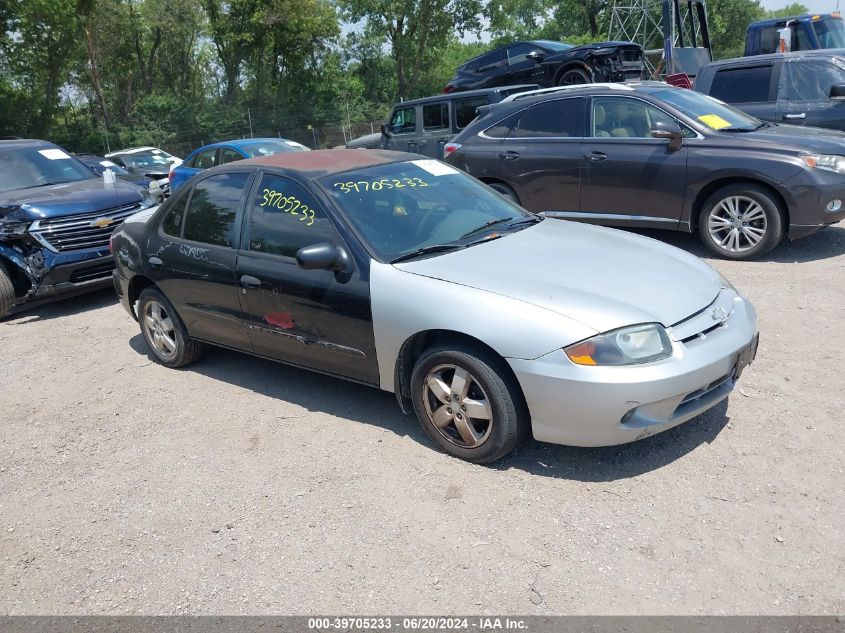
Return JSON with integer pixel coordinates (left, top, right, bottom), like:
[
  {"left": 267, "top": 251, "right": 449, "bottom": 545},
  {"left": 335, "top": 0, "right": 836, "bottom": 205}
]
[{"left": 709, "top": 66, "right": 772, "bottom": 103}]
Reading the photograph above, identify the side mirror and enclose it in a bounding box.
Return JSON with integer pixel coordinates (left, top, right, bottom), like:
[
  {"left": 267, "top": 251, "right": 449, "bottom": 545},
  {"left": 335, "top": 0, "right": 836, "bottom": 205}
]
[
  {"left": 380, "top": 123, "right": 391, "bottom": 137},
  {"left": 525, "top": 51, "right": 546, "bottom": 62},
  {"left": 296, "top": 242, "right": 352, "bottom": 273},
  {"left": 650, "top": 119, "right": 684, "bottom": 151},
  {"left": 830, "top": 84, "right": 845, "bottom": 100}
]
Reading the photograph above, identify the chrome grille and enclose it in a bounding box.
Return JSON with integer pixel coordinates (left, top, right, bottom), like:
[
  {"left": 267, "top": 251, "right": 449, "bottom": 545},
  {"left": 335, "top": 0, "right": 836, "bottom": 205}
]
[{"left": 30, "top": 203, "right": 143, "bottom": 253}]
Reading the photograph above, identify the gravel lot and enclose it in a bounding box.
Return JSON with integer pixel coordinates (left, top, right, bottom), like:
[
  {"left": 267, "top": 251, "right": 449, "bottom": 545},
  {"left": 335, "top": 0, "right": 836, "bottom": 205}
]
[{"left": 1, "top": 221, "right": 844, "bottom": 615}]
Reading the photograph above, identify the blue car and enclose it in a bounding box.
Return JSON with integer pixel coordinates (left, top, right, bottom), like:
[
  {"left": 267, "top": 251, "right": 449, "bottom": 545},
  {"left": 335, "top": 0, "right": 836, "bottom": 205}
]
[
  {"left": 170, "top": 137, "right": 309, "bottom": 191},
  {"left": 0, "top": 139, "right": 155, "bottom": 318}
]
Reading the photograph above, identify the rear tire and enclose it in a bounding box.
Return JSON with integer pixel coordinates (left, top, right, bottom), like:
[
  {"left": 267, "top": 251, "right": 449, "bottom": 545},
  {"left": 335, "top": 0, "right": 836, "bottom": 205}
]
[
  {"left": 488, "top": 181, "right": 520, "bottom": 205},
  {"left": 137, "top": 287, "right": 205, "bottom": 368},
  {"left": 410, "top": 344, "right": 529, "bottom": 464},
  {"left": 698, "top": 183, "right": 784, "bottom": 260},
  {"left": 0, "top": 261, "right": 14, "bottom": 320}
]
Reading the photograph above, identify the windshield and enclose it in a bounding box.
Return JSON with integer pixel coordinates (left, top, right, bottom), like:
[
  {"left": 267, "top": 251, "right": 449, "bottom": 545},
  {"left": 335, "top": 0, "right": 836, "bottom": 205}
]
[
  {"left": 813, "top": 17, "right": 845, "bottom": 48},
  {"left": 319, "top": 160, "right": 537, "bottom": 262},
  {"left": 531, "top": 40, "right": 573, "bottom": 52},
  {"left": 0, "top": 146, "right": 95, "bottom": 192},
  {"left": 240, "top": 140, "right": 309, "bottom": 157},
  {"left": 82, "top": 158, "right": 131, "bottom": 176},
  {"left": 123, "top": 153, "right": 172, "bottom": 169},
  {"left": 653, "top": 88, "right": 763, "bottom": 131}
]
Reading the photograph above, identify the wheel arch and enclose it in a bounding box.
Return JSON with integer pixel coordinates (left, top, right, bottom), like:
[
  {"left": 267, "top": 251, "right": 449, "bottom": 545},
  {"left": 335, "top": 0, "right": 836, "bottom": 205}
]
[
  {"left": 393, "top": 329, "right": 529, "bottom": 423},
  {"left": 691, "top": 177, "right": 790, "bottom": 230},
  {"left": 127, "top": 274, "right": 157, "bottom": 319},
  {"left": 554, "top": 61, "right": 594, "bottom": 85}
]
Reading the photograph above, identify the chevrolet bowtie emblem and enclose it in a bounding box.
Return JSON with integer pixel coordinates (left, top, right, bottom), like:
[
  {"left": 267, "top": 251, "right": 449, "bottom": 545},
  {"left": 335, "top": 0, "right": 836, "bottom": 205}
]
[
  {"left": 710, "top": 306, "right": 729, "bottom": 322},
  {"left": 91, "top": 217, "right": 113, "bottom": 229}
]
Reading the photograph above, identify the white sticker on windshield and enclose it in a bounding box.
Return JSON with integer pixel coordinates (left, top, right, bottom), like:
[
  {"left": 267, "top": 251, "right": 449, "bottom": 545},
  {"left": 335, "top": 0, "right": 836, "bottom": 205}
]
[
  {"left": 99, "top": 160, "right": 116, "bottom": 167},
  {"left": 38, "top": 148, "right": 71, "bottom": 160},
  {"left": 411, "top": 159, "right": 459, "bottom": 176}
]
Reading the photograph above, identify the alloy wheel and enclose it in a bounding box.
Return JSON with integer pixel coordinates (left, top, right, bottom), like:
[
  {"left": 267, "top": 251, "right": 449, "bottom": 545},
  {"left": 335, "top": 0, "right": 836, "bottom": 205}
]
[
  {"left": 707, "top": 195, "right": 768, "bottom": 254},
  {"left": 422, "top": 364, "right": 493, "bottom": 449},
  {"left": 142, "top": 300, "right": 178, "bottom": 358}
]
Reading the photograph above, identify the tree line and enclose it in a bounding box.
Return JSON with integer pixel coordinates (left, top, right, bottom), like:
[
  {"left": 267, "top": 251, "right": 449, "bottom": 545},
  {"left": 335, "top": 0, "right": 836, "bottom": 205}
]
[{"left": 0, "top": 0, "right": 809, "bottom": 155}]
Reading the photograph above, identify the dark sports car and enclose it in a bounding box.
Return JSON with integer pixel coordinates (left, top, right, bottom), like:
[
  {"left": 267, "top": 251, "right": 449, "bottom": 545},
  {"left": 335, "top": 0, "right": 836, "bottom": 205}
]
[{"left": 444, "top": 40, "right": 644, "bottom": 93}]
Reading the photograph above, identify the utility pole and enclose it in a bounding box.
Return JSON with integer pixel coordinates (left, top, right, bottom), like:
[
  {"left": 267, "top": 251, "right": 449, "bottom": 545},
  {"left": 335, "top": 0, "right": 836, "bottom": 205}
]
[{"left": 247, "top": 108, "right": 254, "bottom": 138}]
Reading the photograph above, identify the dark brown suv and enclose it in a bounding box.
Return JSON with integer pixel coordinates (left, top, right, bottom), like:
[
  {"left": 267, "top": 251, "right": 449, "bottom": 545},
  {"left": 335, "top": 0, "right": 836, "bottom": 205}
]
[{"left": 444, "top": 82, "right": 845, "bottom": 259}]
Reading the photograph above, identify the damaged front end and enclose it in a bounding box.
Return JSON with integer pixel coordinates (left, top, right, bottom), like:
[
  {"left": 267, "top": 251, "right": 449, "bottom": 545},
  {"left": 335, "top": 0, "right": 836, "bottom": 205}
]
[{"left": 587, "top": 44, "right": 645, "bottom": 82}]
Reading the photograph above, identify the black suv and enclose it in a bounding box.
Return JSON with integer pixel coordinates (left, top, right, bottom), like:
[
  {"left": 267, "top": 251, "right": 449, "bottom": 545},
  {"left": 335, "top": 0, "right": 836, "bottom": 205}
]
[
  {"left": 695, "top": 50, "right": 845, "bottom": 132},
  {"left": 444, "top": 40, "right": 643, "bottom": 93},
  {"left": 380, "top": 85, "right": 538, "bottom": 158},
  {"left": 445, "top": 82, "right": 845, "bottom": 259}
]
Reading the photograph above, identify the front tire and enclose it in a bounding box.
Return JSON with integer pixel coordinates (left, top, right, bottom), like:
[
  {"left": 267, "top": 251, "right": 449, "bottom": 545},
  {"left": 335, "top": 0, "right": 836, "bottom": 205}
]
[
  {"left": 137, "top": 287, "right": 205, "bottom": 368},
  {"left": 410, "top": 344, "right": 529, "bottom": 464},
  {"left": 557, "top": 67, "right": 591, "bottom": 85},
  {"left": 698, "top": 183, "right": 784, "bottom": 260},
  {"left": 0, "top": 261, "right": 14, "bottom": 320}
]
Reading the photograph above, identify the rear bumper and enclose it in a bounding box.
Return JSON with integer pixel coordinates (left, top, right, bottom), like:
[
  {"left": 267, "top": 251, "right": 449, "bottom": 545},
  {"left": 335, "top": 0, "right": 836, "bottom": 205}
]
[
  {"left": 508, "top": 289, "right": 758, "bottom": 447},
  {"left": 112, "top": 268, "right": 135, "bottom": 319}
]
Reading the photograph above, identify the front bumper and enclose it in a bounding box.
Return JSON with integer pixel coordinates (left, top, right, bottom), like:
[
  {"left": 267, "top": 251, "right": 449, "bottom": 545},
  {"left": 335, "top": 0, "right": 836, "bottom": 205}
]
[
  {"left": 508, "top": 288, "right": 758, "bottom": 447},
  {"left": 784, "top": 173, "right": 845, "bottom": 239}
]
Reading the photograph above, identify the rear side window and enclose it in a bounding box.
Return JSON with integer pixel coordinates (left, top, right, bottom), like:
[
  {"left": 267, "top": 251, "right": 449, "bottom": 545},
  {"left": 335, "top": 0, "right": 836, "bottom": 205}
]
[
  {"left": 389, "top": 107, "right": 416, "bottom": 134},
  {"left": 476, "top": 48, "right": 506, "bottom": 71},
  {"left": 248, "top": 174, "right": 336, "bottom": 258},
  {"left": 183, "top": 172, "right": 250, "bottom": 247},
  {"left": 455, "top": 97, "right": 489, "bottom": 129},
  {"left": 516, "top": 98, "right": 585, "bottom": 137},
  {"left": 190, "top": 148, "right": 218, "bottom": 169},
  {"left": 484, "top": 112, "right": 521, "bottom": 138},
  {"left": 161, "top": 190, "right": 190, "bottom": 237},
  {"left": 709, "top": 66, "right": 772, "bottom": 103},
  {"left": 423, "top": 103, "right": 450, "bottom": 130}
]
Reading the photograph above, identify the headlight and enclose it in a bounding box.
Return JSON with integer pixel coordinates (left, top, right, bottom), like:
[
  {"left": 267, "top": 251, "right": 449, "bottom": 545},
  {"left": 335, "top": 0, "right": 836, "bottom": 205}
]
[
  {"left": 565, "top": 323, "right": 673, "bottom": 366},
  {"left": 0, "top": 218, "right": 30, "bottom": 240},
  {"left": 801, "top": 154, "right": 845, "bottom": 175}
]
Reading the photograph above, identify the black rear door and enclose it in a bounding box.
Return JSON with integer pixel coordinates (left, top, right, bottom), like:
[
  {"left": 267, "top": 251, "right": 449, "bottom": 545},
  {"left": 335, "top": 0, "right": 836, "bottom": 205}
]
[
  {"left": 236, "top": 171, "right": 379, "bottom": 384},
  {"left": 153, "top": 169, "right": 254, "bottom": 349}
]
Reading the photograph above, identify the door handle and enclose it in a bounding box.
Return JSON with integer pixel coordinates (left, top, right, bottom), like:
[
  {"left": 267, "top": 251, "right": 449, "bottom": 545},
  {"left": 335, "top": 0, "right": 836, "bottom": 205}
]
[
  {"left": 585, "top": 151, "right": 607, "bottom": 161},
  {"left": 498, "top": 151, "right": 520, "bottom": 160},
  {"left": 148, "top": 256, "right": 163, "bottom": 270},
  {"left": 239, "top": 274, "right": 261, "bottom": 289},
  {"left": 783, "top": 113, "right": 806, "bottom": 120},
  {"left": 407, "top": 141, "right": 418, "bottom": 147}
]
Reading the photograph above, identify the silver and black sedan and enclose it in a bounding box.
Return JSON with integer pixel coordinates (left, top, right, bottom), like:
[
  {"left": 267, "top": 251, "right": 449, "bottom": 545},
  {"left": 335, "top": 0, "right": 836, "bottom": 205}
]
[{"left": 111, "top": 150, "right": 759, "bottom": 464}]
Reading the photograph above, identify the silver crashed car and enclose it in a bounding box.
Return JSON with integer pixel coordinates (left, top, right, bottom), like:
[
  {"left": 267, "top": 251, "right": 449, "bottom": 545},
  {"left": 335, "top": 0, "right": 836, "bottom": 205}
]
[{"left": 111, "top": 150, "right": 759, "bottom": 464}]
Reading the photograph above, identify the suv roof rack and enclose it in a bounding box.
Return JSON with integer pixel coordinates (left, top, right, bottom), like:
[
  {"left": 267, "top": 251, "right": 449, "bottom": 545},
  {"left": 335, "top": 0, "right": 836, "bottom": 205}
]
[{"left": 501, "top": 82, "right": 636, "bottom": 103}]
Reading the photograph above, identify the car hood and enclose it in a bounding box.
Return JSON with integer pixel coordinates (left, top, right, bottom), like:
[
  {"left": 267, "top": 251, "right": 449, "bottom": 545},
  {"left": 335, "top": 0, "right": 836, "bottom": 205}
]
[
  {"left": 726, "top": 123, "right": 845, "bottom": 153},
  {"left": 395, "top": 219, "right": 721, "bottom": 333},
  {"left": 0, "top": 178, "right": 144, "bottom": 221}
]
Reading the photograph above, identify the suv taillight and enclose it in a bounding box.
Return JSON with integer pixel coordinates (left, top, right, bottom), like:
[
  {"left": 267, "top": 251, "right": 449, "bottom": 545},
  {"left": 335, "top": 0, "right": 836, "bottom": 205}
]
[
  {"left": 443, "top": 85, "right": 455, "bottom": 93},
  {"left": 443, "top": 143, "right": 461, "bottom": 159}
]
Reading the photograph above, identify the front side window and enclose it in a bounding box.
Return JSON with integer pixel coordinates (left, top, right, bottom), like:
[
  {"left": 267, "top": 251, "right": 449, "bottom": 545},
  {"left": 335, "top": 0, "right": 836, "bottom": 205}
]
[
  {"left": 709, "top": 66, "right": 772, "bottom": 104},
  {"left": 455, "top": 97, "right": 489, "bottom": 129},
  {"left": 592, "top": 97, "right": 683, "bottom": 138},
  {"left": 423, "top": 103, "right": 450, "bottom": 130},
  {"left": 389, "top": 107, "right": 416, "bottom": 134},
  {"left": 248, "top": 174, "right": 336, "bottom": 258},
  {"left": 779, "top": 59, "right": 845, "bottom": 101},
  {"left": 506, "top": 43, "right": 538, "bottom": 65},
  {"left": 516, "top": 98, "right": 585, "bottom": 138},
  {"left": 182, "top": 172, "right": 250, "bottom": 247}
]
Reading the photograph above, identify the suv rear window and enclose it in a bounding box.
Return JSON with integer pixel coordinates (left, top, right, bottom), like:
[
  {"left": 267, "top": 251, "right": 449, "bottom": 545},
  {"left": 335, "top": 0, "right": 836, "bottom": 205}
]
[{"left": 709, "top": 66, "right": 772, "bottom": 103}]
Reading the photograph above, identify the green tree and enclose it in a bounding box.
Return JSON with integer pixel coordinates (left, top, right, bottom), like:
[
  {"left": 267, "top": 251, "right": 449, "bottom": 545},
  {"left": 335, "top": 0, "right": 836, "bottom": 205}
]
[
  {"left": 765, "top": 3, "right": 809, "bottom": 18},
  {"left": 338, "top": 0, "right": 483, "bottom": 99}
]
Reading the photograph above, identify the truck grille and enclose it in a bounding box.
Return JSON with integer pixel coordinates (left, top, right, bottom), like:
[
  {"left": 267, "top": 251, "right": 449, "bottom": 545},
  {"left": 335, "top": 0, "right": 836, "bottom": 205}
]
[{"left": 30, "top": 203, "right": 143, "bottom": 253}]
